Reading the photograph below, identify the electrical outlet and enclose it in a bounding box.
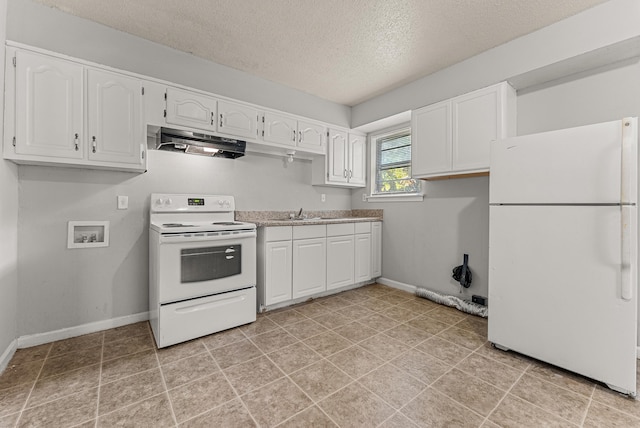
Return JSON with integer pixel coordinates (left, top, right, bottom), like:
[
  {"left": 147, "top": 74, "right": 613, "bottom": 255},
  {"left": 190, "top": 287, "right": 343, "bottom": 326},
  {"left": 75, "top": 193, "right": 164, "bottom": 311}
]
[
  {"left": 321, "top": 194, "right": 326, "bottom": 202},
  {"left": 362, "top": 193, "right": 367, "bottom": 202},
  {"left": 117, "top": 195, "right": 129, "bottom": 210}
]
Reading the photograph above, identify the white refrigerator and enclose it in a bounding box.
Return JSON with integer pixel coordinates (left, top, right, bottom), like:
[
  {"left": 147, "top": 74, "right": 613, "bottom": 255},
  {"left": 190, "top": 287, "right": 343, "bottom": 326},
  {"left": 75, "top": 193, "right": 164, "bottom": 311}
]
[{"left": 488, "top": 117, "right": 638, "bottom": 396}]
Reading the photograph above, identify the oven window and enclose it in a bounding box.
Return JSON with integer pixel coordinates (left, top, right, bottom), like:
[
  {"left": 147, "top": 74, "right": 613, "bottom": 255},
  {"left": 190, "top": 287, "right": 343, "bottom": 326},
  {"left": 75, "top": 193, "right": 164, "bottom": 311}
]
[{"left": 181, "top": 245, "right": 242, "bottom": 283}]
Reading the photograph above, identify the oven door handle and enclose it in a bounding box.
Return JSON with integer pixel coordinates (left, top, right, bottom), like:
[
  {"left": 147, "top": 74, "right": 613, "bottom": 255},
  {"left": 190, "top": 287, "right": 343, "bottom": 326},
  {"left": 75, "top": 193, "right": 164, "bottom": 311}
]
[{"left": 159, "top": 230, "right": 256, "bottom": 243}]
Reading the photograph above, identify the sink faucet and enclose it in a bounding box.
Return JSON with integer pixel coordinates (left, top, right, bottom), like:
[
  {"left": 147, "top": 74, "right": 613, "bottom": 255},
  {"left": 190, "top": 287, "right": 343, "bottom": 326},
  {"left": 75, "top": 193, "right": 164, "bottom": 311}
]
[{"left": 290, "top": 208, "right": 305, "bottom": 220}]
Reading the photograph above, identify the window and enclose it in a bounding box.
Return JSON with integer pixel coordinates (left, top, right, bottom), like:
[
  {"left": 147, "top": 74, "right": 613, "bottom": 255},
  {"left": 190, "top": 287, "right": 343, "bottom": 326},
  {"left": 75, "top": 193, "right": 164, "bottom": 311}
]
[{"left": 370, "top": 127, "right": 421, "bottom": 199}]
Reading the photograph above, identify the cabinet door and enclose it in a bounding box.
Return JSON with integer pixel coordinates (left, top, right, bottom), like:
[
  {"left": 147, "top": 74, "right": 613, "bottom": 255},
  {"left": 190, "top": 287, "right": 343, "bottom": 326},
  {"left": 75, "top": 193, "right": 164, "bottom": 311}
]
[
  {"left": 292, "top": 238, "right": 326, "bottom": 298},
  {"left": 297, "top": 120, "right": 326, "bottom": 153},
  {"left": 411, "top": 101, "right": 451, "bottom": 177},
  {"left": 327, "top": 129, "right": 348, "bottom": 183},
  {"left": 165, "top": 87, "right": 217, "bottom": 132},
  {"left": 15, "top": 50, "right": 83, "bottom": 159},
  {"left": 218, "top": 100, "right": 259, "bottom": 139},
  {"left": 371, "top": 222, "right": 382, "bottom": 278},
  {"left": 348, "top": 134, "right": 366, "bottom": 186},
  {"left": 264, "top": 241, "right": 292, "bottom": 306},
  {"left": 355, "top": 233, "right": 372, "bottom": 282},
  {"left": 263, "top": 111, "right": 296, "bottom": 147},
  {"left": 452, "top": 86, "right": 499, "bottom": 172},
  {"left": 87, "top": 69, "right": 143, "bottom": 165},
  {"left": 326, "top": 235, "right": 355, "bottom": 290}
]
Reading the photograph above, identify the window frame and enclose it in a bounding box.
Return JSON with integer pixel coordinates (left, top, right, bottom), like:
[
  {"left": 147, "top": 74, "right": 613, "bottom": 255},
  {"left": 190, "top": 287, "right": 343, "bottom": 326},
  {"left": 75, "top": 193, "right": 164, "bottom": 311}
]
[{"left": 367, "top": 124, "right": 424, "bottom": 202}]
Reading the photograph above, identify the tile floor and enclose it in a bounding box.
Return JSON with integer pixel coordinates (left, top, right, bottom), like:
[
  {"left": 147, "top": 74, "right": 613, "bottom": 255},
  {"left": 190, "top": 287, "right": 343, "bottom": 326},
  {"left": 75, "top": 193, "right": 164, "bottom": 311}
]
[{"left": 1, "top": 283, "right": 639, "bottom": 427}]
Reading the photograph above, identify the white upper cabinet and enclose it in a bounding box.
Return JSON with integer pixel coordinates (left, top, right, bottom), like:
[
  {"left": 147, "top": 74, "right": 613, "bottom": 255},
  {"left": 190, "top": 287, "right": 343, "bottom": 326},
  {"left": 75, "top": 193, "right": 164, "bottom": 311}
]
[
  {"left": 218, "top": 100, "right": 259, "bottom": 139},
  {"left": 297, "top": 120, "right": 326, "bottom": 153},
  {"left": 14, "top": 49, "right": 83, "bottom": 159},
  {"left": 327, "top": 129, "right": 349, "bottom": 183},
  {"left": 262, "top": 111, "right": 297, "bottom": 147},
  {"left": 6, "top": 47, "right": 146, "bottom": 172},
  {"left": 165, "top": 87, "right": 217, "bottom": 132},
  {"left": 348, "top": 133, "right": 366, "bottom": 186},
  {"left": 87, "top": 69, "right": 143, "bottom": 165},
  {"left": 313, "top": 129, "right": 366, "bottom": 188},
  {"left": 411, "top": 82, "right": 516, "bottom": 179}
]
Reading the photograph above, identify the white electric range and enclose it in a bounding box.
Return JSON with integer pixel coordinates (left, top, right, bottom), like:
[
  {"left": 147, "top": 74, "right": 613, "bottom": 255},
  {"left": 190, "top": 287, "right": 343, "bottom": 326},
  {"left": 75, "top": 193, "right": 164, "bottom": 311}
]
[{"left": 149, "top": 193, "right": 257, "bottom": 348}]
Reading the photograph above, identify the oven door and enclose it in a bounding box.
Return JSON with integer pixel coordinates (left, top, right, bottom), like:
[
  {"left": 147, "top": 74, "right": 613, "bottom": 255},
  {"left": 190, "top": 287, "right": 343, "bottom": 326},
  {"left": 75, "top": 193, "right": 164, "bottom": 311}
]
[{"left": 157, "top": 230, "right": 257, "bottom": 303}]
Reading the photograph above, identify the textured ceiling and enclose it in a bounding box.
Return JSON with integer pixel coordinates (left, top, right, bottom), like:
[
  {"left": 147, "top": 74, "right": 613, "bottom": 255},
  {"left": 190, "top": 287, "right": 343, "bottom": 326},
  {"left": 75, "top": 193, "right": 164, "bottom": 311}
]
[{"left": 35, "top": 0, "right": 607, "bottom": 106}]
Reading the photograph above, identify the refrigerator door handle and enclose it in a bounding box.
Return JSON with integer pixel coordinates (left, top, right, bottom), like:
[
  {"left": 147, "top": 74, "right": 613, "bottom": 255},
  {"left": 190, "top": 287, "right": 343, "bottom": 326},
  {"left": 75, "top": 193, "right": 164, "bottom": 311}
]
[
  {"left": 621, "top": 206, "right": 634, "bottom": 301},
  {"left": 620, "top": 117, "right": 637, "bottom": 205}
]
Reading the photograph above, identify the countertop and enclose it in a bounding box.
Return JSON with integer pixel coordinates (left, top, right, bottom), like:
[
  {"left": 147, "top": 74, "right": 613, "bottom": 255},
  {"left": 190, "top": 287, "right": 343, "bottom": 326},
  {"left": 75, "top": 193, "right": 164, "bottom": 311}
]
[{"left": 236, "top": 209, "right": 383, "bottom": 227}]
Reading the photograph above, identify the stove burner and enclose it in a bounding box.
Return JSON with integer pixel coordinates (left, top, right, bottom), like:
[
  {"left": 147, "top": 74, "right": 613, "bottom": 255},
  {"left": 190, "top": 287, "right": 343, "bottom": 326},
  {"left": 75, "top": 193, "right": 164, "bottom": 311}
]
[
  {"left": 212, "top": 221, "right": 244, "bottom": 226},
  {"left": 162, "top": 223, "right": 194, "bottom": 228}
]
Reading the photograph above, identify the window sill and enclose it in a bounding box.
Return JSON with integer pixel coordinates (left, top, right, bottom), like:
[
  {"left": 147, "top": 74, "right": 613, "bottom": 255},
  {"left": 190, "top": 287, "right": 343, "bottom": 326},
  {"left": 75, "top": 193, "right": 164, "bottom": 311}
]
[{"left": 365, "top": 193, "right": 424, "bottom": 203}]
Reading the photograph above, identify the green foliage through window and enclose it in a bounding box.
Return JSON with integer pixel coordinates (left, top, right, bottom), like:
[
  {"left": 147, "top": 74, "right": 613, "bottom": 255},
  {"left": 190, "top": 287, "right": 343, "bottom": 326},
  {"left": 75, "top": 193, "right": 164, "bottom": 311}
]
[{"left": 374, "top": 130, "right": 420, "bottom": 194}]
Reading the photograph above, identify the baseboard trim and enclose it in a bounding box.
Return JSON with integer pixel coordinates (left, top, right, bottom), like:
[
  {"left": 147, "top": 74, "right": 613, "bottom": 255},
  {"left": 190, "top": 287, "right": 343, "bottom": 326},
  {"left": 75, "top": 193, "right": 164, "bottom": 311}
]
[
  {"left": 16, "top": 312, "right": 150, "bottom": 349},
  {"left": 0, "top": 339, "right": 18, "bottom": 374},
  {"left": 376, "top": 277, "right": 417, "bottom": 294}
]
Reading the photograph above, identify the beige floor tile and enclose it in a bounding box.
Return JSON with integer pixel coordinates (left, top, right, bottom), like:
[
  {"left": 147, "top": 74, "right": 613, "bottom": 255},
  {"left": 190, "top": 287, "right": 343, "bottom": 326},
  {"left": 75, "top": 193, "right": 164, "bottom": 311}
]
[
  {"left": 103, "top": 321, "right": 151, "bottom": 343},
  {"left": 359, "top": 363, "right": 426, "bottom": 409},
  {"left": 240, "top": 316, "right": 280, "bottom": 337},
  {"left": 489, "top": 394, "right": 577, "bottom": 428},
  {"left": 0, "top": 359, "right": 42, "bottom": 391},
  {"left": 180, "top": 397, "right": 256, "bottom": 427},
  {"left": 39, "top": 345, "right": 102, "bottom": 379},
  {"left": 268, "top": 342, "right": 322, "bottom": 375},
  {"left": 510, "top": 374, "right": 590, "bottom": 424},
  {"left": 454, "top": 315, "right": 488, "bottom": 338},
  {"left": 333, "top": 321, "right": 378, "bottom": 343},
  {"left": 380, "top": 305, "right": 420, "bottom": 323},
  {"left": 334, "top": 304, "right": 374, "bottom": 321},
  {"left": 358, "top": 333, "right": 409, "bottom": 361},
  {"left": 169, "top": 372, "right": 237, "bottom": 423},
  {"left": 391, "top": 348, "right": 451, "bottom": 385},
  {"left": 18, "top": 387, "right": 98, "bottom": 428},
  {"left": 0, "top": 412, "right": 19, "bottom": 428},
  {"left": 0, "top": 382, "right": 31, "bottom": 418},
  {"left": 224, "top": 355, "right": 284, "bottom": 395},
  {"left": 267, "top": 309, "right": 308, "bottom": 327},
  {"left": 382, "top": 293, "right": 413, "bottom": 305},
  {"left": 338, "top": 289, "right": 372, "bottom": 304},
  {"left": 102, "top": 333, "right": 154, "bottom": 361},
  {"left": 161, "top": 352, "right": 218, "bottom": 389},
  {"left": 592, "top": 385, "right": 640, "bottom": 419},
  {"left": 402, "top": 387, "right": 484, "bottom": 427},
  {"left": 327, "top": 345, "right": 385, "bottom": 379},
  {"left": 200, "top": 327, "right": 247, "bottom": 350},
  {"left": 384, "top": 324, "right": 432, "bottom": 347},
  {"left": 98, "top": 368, "right": 165, "bottom": 415},
  {"left": 359, "top": 297, "right": 394, "bottom": 312},
  {"left": 156, "top": 338, "right": 207, "bottom": 365},
  {"left": 316, "top": 295, "right": 354, "bottom": 311},
  {"left": 406, "top": 316, "right": 450, "bottom": 335},
  {"left": 319, "top": 382, "right": 395, "bottom": 428},
  {"left": 433, "top": 368, "right": 506, "bottom": 417},
  {"left": 437, "top": 326, "right": 486, "bottom": 351},
  {"left": 49, "top": 332, "right": 103, "bottom": 357},
  {"left": 283, "top": 318, "right": 327, "bottom": 340},
  {"left": 242, "top": 377, "right": 313, "bottom": 427},
  {"left": 10, "top": 343, "right": 52, "bottom": 365},
  {"left": 276, "top": 405, "right": 337, "bottom": 427},
  {"left": 526, "top": 361, "right": 596, "bottom": 397},
  {"left": 358, "top": 313, "right": 400, "bottom": 331},
  {"left": 294, "top": 302, "right": 332, "bottom": 318},
  {"left": 456, "top": 352, "right": 523, "bottom": 390},
  {"left": 250, "top": 328, "right": 298, "bottom": 354},
  {"left": 100, "top": 349, "right": 158, "bottom": 384},
  {"left": 425, "top": 306, "right": 469, "bottom": 325},
  {"left": 290, "top": 360, "right": 352, "bottom": 401},
  {"left": 27, "top": 364, "right": 100, "bottom": 408},
  {"left": 312, "top": 312, "right": 353, "bottom": 329},
  {"left": 379, "top": 412, "right": 420, "bottom": 428},
  {"left": 303, "top": 331, "right": 352, "bottom": 357},
  {"left": 475, "top": 342, "right": 532, "bottom": 371},
  {"left": 97, "top": 392, "right": 174, "bottom": 427},
  {"left": 208, "top": 339, "right": 263, "bottom": 369},
  {"left": 583, "top": 400, "right": 640, "bottom": 428},
  {"left": 397, "top": 298, "right": 440, "bottom": 314},
  {"left": 481, "top": 420, "right": 502, "bottom": 428},
  {"left": 416, "top": 336, "right": 473, "bottom": 365}
]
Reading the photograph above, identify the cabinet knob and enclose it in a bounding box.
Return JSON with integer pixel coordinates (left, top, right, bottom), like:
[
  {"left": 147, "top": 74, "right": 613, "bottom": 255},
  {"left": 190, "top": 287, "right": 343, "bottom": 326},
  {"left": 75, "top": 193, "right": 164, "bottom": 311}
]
[
  {"left": 74, "top": 133, "right": 79, "bottom": 151},
  {"left": 298, "top": 131, "right": 302, "bottom": 143},
  {"left": 219, "top": 113, "right": 223, "bottom": 128},
  {"left": 292, "top": 130, "right": 296, "bottom": 142},
  {"left": 92, "top": 136, "right": 96, "bottom": 153}
]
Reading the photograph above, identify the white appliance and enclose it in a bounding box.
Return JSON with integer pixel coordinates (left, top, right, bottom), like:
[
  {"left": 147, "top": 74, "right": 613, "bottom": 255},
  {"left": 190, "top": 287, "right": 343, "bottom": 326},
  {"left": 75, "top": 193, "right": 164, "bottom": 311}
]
[
  {"left": 149, "top": 193, "right": 257, "bottom": 348},
  {"left": 489, "top": 117, "right": 638, "bottom": 397}
]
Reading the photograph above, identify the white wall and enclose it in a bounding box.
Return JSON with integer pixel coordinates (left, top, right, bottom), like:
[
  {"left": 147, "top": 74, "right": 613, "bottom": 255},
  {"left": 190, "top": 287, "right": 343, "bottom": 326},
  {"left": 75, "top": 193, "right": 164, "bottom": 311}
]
[
  {"left": 6, "top": 0, "right": 353, "bottom": 337},
  {"left": 0, "top": 0, "right": 18, "bottom": 361}
]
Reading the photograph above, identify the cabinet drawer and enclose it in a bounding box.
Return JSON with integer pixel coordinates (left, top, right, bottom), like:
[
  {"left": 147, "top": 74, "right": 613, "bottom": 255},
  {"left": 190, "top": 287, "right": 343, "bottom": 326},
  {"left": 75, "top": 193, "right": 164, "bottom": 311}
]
[
  {"left": 263, "top": 226, "right": 292, "bottom": 242},
  {"left": 354, "top": 222, "right": 371, "bottom": 234},
  {"left": 292, "top": 225, "right": 326, "bottom": 240},
  {"left": 327, "top": 223, "right": 355, "bottom": 237}
]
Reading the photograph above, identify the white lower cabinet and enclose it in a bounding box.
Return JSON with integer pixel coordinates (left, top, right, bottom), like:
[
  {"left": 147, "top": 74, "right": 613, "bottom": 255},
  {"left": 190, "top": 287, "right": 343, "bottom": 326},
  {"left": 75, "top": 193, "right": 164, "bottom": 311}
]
[
  {"left": 257, "top": 221, "right": 382, "bottom": 310},
  {"left": 292, "top": 237, "right": 327, "bottom": 298}
]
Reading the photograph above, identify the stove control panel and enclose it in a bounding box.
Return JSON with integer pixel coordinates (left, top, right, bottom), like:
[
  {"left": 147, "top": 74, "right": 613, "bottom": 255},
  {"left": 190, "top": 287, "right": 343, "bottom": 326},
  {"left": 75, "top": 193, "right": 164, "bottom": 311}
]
[{"left": 151, "top": 194, "right": 235, "bottom": 213}]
